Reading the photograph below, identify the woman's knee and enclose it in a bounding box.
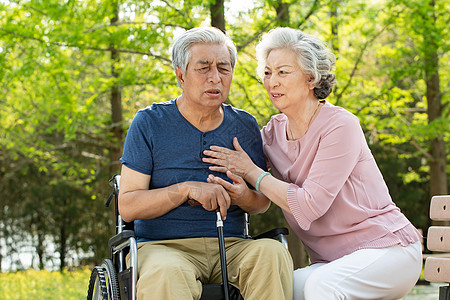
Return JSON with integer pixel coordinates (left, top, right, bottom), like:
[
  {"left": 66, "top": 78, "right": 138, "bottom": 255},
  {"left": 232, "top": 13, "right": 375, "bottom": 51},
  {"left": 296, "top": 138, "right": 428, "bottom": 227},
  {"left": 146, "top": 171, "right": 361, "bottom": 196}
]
[
  {"left": 303, "top": 269, "right": 336, "bottom": 298},
  {"left": 293, "top": 264, "right": 325, "bottom": 300}
]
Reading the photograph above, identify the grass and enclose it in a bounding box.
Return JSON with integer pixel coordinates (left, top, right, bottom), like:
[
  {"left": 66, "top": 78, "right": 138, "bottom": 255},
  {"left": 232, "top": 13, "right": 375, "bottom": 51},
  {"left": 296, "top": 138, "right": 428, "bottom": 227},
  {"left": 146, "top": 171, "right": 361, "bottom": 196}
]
[
  {"left": 0, "top": 267, "right": 91, "bottom": 300},
  {"left": 0, "top": 266, "right": 430, "bottom": 299}
]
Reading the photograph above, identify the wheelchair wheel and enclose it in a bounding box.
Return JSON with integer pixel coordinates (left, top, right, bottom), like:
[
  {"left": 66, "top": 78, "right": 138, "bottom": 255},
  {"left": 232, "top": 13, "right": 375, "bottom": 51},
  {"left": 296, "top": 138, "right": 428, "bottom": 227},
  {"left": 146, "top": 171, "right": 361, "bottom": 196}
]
[
  {"left": 87, "top": 266, "right": 108, "bottom": 300},
  {"left": 102, "top": 259, "right": 120, "bottom": 300},
  {"left": 87, "top": 260, "right": 120, "bottom": 300}
]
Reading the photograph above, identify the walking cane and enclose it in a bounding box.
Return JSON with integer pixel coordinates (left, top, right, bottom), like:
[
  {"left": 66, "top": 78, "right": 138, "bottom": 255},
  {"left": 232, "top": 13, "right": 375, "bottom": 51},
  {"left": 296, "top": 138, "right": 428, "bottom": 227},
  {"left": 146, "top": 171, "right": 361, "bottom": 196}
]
[{"left": 216, "top": 210, "right": 230, "bottom": 300}]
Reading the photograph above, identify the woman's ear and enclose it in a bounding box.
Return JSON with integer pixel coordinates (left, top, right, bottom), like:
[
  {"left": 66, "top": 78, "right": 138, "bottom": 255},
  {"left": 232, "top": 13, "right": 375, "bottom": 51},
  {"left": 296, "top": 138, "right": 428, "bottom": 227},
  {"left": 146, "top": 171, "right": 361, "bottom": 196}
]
[{"left": 307, "top": 77, "right": 315, "bottom": 89}]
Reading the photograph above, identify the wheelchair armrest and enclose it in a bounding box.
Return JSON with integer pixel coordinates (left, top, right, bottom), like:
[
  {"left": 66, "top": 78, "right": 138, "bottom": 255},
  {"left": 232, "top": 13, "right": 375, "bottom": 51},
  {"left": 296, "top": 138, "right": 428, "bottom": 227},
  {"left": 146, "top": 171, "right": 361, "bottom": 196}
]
[
  {"left": 252, "top": 227, "right": 289, "bottom": 240},
  {"left": 107, "top": 229, "right": 138, "bottom": 300},
  {"left": 252, "top": 227, "right": 289, "bottom": 250},
  {"left": 108, "top": 230, "right": 136, "bottom": 248}
]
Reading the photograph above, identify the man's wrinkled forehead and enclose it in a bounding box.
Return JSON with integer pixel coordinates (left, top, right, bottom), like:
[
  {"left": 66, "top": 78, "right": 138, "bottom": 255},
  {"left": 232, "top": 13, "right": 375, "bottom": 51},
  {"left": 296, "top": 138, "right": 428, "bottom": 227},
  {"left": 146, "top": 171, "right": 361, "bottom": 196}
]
[{"left": 188, "top": 43, "right": 232, "bottom": 66}]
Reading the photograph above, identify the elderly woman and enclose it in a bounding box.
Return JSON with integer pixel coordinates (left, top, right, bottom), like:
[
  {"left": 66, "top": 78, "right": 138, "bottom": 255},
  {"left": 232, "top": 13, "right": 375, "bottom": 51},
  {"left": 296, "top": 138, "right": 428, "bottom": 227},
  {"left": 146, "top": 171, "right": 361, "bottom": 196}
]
[{"left": 203, "top": 27, "right": 422, "bottom": 300}]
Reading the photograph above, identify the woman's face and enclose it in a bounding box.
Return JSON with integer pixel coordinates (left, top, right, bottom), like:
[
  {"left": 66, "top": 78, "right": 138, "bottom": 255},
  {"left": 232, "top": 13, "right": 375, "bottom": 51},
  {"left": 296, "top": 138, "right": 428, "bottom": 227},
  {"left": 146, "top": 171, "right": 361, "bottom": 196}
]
[{"left": 263, "top": 48, "right": 315, "bottom": 112}]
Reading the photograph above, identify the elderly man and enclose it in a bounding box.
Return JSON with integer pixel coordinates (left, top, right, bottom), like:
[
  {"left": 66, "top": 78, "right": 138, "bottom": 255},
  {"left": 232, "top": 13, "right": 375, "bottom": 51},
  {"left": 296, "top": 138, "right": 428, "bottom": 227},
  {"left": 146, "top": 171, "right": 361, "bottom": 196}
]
[{"left": 118, "top": 27, "right": 293, "bottom": 300}]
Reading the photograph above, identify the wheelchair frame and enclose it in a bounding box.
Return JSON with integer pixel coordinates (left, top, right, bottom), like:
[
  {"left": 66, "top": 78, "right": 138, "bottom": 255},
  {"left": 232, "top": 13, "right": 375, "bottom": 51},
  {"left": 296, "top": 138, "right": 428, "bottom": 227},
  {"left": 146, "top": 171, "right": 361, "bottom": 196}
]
[
  {"left": 88, "top": 174, "right": 138, "bottom": 300},
  {"left": 87, "top": 174, "right": 289, "bottom": 300}
]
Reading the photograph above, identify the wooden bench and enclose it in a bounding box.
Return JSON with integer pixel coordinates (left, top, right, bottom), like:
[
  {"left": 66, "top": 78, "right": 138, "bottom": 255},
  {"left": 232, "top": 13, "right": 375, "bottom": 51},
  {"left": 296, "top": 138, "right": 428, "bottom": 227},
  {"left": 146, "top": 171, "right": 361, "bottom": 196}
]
[{"left": 424, "top": 195, "right": 450, "bottom": 299}]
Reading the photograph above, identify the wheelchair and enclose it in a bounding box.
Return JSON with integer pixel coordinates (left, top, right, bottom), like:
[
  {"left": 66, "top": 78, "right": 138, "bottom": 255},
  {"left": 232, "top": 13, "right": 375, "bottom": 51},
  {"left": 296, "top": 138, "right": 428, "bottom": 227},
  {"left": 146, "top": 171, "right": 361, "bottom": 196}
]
[{"left": 87, "top": 174, "right": 289, "bottom": 300}]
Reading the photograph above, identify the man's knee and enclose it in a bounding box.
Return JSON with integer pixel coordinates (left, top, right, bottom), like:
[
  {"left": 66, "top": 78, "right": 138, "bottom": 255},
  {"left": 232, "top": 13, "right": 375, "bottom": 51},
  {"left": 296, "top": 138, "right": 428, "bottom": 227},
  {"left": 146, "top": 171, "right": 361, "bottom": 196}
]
[
  {"left": 137, "top": 251, "right": 202, "bottom": 300},
  {"left": 236, "top": 238, "right": 293, "bottom": 280},
  {"left": 248, "top": 238, "right": 289, "bottom": 254},
  {"left": 142, "top": 256, "right": 187, "bottom": 276},
  {"left": 237, "top": 239, "right": 293, "bottom": 300},
  {"left": 252, "top": 238, "right": 292, "bottom": 266},
  {"left": 137, "top": 244, "right": 198, "bottom": 284}
]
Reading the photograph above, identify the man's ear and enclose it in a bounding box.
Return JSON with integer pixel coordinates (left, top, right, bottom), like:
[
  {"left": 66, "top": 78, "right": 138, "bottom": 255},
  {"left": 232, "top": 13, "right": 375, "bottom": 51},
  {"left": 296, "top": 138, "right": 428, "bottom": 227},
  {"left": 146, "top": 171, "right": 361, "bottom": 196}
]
[{"left": 175, "top": 67, "right": 185, "bottom": 86}]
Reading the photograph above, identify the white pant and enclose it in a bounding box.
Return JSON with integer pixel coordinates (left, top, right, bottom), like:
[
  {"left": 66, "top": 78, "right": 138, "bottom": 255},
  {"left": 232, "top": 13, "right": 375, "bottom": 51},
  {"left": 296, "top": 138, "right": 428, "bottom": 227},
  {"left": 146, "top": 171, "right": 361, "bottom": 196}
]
[{"left": 294, "top": 241, "right": 422, "bottom": 300}]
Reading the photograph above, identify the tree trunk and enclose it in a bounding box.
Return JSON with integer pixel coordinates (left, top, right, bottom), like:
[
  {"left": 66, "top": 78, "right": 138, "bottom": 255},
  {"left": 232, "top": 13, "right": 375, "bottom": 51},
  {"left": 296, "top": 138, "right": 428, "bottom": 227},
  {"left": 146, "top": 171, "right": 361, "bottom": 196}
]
[
  {"left": 210, "top": 0, "right": 225, "bottom": 32},
  {"left": 110, "top": 1, "right": 123, "bottom": 173},
  {"left": 330, "top": 0, "right": 340, "bottom": 99},
  {"left": 0, "top": 203, "right": 3, "bottom": 272},
  {"left": 0, "top": 161, "right": 4, "bottom": 272},
  {"left": 210, "top": 0, "right": 232, "bottom": 106},
  {"left": 34, "top": 213, "right": 45, "bottom": 270},
  {"left": 330, "top": 0, "right": 339, "bottom": 53},
  {"left": 424, "top": 0, "right": 447, "bottom": 197},
  {"left": 275, "top": 0, "right": 290, "bottom": 27},
  {"left": 59, "top": 224, "right": 66, "bottom": 272},
  {"left": 37, "top": 231, "right": 45, "bottom": 270},
  {"left": 0, "top": 218, "right": 2, "bottom": 272}
]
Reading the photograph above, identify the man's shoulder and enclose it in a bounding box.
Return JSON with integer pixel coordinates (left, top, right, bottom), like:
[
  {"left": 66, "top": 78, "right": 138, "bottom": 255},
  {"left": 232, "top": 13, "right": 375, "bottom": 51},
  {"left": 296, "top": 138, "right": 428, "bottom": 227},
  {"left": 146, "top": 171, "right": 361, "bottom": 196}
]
[
  {"left": 139, "top": 99, "right": 175, "bottom": 113},
  {"left": 134, "top": 99, "right": 176, "bottom": 120},
  {"left": 223, "top": 104, "right": 257, "bottom": 123}
]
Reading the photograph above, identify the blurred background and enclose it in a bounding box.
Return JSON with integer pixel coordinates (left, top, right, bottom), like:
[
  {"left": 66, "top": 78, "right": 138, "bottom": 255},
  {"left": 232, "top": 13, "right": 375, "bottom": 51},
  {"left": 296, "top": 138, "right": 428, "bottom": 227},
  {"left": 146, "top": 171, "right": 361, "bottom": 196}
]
[{"left": 0, "top": 0, "right": 448, "bottom": 274}]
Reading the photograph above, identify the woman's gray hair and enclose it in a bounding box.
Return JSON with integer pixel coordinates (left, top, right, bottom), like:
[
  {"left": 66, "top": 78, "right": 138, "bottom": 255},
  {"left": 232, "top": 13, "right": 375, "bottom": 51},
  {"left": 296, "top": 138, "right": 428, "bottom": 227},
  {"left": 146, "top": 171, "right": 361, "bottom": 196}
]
[
  {"left": 256, "top": 27, "right": 337, "bottom": 99},
  {"left": 171, "top": 27, "right": 237, "bottom": 86}
]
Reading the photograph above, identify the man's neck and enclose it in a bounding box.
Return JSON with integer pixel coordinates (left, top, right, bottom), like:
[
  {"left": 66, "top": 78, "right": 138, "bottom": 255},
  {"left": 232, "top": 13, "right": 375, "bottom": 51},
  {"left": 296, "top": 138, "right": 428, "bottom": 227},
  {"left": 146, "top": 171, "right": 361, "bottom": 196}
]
[{"left": 176, "top": 96, "right": 224, "bottom": 132}]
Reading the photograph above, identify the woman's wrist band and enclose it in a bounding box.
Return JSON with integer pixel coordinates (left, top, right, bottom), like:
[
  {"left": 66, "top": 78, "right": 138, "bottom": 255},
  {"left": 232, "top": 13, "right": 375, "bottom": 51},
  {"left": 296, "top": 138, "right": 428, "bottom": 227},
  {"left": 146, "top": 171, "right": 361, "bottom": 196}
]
[{"left": 255, "top": 172, "right": 270, "bottom": 193}]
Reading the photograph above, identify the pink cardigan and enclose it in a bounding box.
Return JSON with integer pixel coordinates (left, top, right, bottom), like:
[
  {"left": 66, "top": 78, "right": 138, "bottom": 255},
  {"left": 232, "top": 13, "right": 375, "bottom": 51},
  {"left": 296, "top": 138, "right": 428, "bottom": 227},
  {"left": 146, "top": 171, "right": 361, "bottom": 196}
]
[{"left": 261, "top": 101, "right": 421, "bottom": 264}]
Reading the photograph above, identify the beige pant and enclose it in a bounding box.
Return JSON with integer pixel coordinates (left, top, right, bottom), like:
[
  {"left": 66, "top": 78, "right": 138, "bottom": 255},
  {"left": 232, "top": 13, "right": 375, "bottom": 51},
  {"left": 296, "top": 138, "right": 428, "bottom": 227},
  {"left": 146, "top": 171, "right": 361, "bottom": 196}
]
[{"left": 130, "top": 237, "right": 293, "bottom": 300}]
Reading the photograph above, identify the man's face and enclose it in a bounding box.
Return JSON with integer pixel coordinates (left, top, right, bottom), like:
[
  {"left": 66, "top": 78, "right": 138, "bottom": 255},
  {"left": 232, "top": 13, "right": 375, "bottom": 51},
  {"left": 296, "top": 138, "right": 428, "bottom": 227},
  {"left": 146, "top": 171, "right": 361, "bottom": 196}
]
[{"left": 177, "top": 43, "right": 233, "bottom": 108}]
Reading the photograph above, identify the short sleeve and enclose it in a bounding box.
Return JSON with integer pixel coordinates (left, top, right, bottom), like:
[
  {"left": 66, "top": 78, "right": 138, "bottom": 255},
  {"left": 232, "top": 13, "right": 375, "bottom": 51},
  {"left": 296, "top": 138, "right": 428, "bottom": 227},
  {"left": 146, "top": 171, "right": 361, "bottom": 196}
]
[{"left": 120, "top": 111, "right": 154, "bottom": 175}]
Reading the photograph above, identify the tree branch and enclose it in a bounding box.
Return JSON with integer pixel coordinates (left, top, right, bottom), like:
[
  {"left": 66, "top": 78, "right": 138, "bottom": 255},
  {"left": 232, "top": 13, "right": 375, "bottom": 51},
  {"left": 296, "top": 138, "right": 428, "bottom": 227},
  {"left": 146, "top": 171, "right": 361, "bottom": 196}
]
[
  {"left": 295, "top": 0, "right": 320, "bottom": 28},
  {"left": 411, "top": 140, "right": 433, "bottom": 160},
  {"left": 236, "top": 18, "right": 278, "bottom": 52},
  {"left": 334, "top": 24, "right": 388, "bottom": 105},
  {"left": 84, "top": 21, "right": 189, "bottom": 33},
  {"left": 10, "top": 0, "right": 47, "bottom": 16},
  {"left": 0, "top": 28, "right": 172, "bottom": 63},
  {"left": 159, "top": 0, "right": 194, "bottom": 28},
  {"left": 237, "top": 0, "right": 320, "bottom": 52}
]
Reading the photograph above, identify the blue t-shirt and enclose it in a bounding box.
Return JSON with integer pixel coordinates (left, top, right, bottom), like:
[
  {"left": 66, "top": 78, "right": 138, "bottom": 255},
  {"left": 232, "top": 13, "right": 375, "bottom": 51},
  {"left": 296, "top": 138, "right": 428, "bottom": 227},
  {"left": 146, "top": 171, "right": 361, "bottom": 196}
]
[{"left": 120, "top": 99, "right": 266, "bottom": 242}]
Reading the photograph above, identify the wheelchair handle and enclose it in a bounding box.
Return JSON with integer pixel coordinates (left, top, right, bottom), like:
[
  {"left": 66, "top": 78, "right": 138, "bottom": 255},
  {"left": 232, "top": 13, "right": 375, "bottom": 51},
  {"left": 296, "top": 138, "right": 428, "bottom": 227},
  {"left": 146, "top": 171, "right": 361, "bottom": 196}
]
[{"left": 105, "top": 174, "right": 121, "bottom": 208}]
